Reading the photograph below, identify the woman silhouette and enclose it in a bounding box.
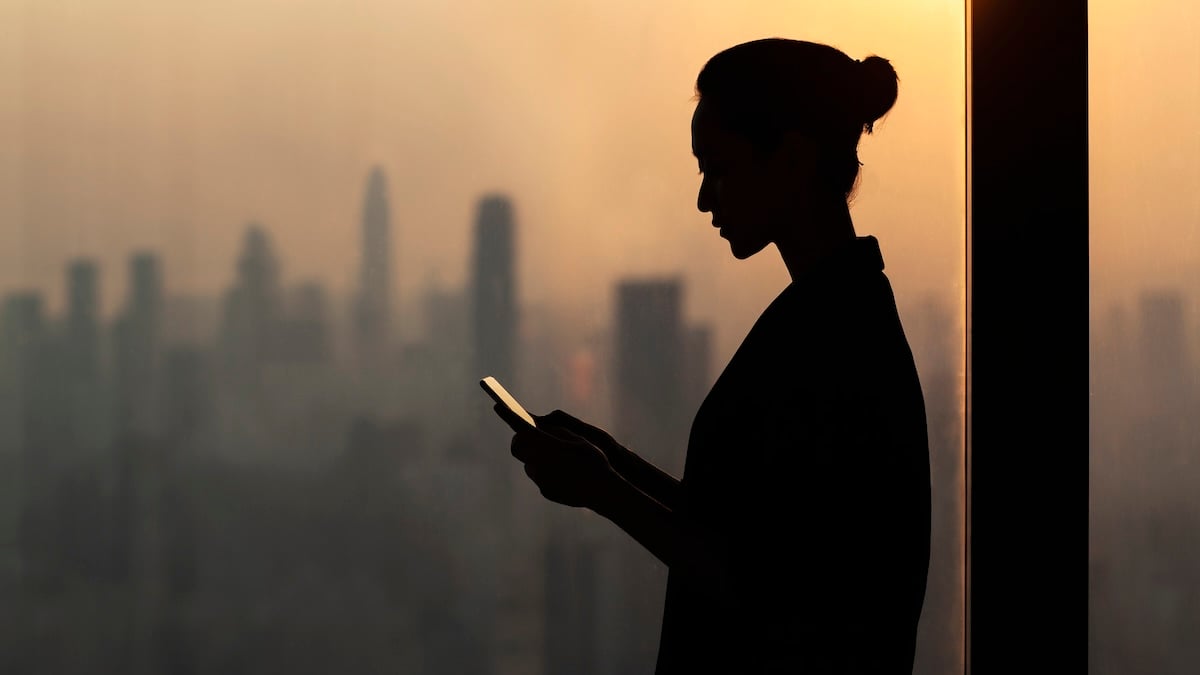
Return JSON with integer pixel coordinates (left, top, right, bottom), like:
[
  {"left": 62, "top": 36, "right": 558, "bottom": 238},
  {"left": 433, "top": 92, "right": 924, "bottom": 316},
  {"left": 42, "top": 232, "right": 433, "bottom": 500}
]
[{"left": 500, "top": 38, "right": 931, "bottom": 674}]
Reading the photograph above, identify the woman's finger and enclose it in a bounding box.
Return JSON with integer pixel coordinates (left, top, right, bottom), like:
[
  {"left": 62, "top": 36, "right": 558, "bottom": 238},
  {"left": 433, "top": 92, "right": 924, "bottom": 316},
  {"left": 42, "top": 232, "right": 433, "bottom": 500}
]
[
  {"left": 494, "top": 402, "right": 525, "bottom": 431},
  {"left": 541, "top": 425, "right": 582, "bottom": 443},
  {"left": 511, "top": 434, "right": 531, "bottom": 462},
  {"left": 511, "top": 430, "right": 549, "bottom": 464},
  {"left": 539, "top": 409, "right": 614, "bottom": 449}
]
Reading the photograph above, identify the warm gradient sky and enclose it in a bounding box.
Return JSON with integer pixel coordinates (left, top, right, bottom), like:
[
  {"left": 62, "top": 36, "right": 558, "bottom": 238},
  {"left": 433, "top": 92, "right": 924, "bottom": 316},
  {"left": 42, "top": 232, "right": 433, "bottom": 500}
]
[
  {"left": 1089, "top": 0, "right": 1200, "bottom": 310},
  {"left": 35, "top": 1, "right": 1200, "bottom": 365}
]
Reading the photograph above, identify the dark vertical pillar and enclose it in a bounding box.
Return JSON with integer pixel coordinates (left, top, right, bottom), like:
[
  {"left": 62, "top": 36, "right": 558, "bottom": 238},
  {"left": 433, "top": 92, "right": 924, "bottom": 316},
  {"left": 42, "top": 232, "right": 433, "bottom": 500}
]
[{"left": 969, "top": 1, "right": 1088, "bottom": 673}]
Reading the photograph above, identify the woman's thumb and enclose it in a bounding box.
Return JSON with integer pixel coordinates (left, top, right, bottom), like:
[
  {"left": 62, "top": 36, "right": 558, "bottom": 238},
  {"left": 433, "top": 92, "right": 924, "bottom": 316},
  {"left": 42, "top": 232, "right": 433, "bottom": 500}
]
[{"left": 539, "top": 409, "right": 584, "bottom": 430}]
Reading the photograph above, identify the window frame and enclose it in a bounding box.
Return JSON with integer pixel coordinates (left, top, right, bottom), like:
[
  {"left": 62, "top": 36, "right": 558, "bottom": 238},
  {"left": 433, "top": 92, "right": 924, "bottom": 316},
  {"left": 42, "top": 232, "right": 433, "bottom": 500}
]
[{"left": 967, "top": 1, "right": 1089, "bottom": 673}]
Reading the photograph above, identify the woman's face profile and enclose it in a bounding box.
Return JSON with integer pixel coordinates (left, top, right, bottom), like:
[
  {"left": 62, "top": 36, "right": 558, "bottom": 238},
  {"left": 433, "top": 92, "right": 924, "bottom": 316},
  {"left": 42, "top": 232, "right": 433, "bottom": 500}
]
[{"left": 691, "top": 99, "right": 810, "bottom": 260}]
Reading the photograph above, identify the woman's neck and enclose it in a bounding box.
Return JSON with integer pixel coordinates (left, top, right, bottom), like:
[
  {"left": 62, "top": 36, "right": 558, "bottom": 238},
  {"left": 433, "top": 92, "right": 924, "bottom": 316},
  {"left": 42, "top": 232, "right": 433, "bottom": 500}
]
[{"left": 775, "top": 197, "right": 857, "bottom": 283}]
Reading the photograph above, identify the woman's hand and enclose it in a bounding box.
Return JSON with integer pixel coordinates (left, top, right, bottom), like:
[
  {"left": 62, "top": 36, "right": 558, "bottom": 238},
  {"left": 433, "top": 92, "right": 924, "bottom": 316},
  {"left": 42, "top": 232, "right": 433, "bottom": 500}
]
[
  {"left": 534, "top": 409, "right": 629, "bottom": 464},
  {"left": 498, "top": 404, "right": 616, "bottom": 510}
]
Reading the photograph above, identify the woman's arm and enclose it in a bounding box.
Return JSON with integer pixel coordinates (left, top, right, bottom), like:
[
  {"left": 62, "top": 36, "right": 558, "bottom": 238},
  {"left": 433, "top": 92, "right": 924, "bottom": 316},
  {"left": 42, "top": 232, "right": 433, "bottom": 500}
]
[
  {"left": 590, "top": 469, "right": 728, "bottom": 590},
  {"left": 604, "top": 444, "right": 682, "bottom": 512},
  {"left": 506, "top": 407, "right": 728, "bottom": 590},
  {"left": 536, "top": 410, "right": 682, "bottom": 511}
]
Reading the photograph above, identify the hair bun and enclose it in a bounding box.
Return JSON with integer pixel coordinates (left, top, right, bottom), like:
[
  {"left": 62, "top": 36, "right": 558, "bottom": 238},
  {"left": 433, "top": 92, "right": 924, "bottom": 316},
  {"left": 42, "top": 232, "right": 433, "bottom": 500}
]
[{"left": 856, "top": 55, "right": 898, "bottom": 133}]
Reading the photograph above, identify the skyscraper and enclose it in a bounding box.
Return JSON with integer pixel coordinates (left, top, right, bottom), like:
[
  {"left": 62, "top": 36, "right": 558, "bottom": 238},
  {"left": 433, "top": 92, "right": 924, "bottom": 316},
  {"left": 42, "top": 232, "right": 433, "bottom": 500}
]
[
  {"left": 0, "top": 293, "right": 48, "bottom": 464},
  {"left": 613, "top": 278, "right": 686, "bottom": 471},
  {"left": 471, "top": 194, "right": 517, "bottom": 389},
  {"left": 114, "top": 253, "right": 164, "bottom": 439},
  {"left": 65, "top": 259, "right": 101, "bottom": 381},
  {"left": 355, "top": 166, "right": 393, "bottom": 367},
  {"left": 2, "top": 292, "right": 62, "bottom": 588},
  {"left": 62, "top": 259, "right": 110, "bottom": 459},
  {"left": 0, "top": 294, "right": 46, "bottom": 362},
  {"left": 219, "top": 224, "right": 282, "bottom": 372},
  {"left": 130, "top": 254, "right": 163, "bottom": 322},
  {"left": 607, "top": 277, "right": 688, "bottom": 675},
  {"left": 467, "top": 194, "right": 540, "bottom": 675}
]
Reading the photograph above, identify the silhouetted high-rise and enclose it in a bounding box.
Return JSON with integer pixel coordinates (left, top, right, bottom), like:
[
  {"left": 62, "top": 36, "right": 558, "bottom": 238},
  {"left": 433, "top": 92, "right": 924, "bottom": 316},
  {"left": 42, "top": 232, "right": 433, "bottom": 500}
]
[
  {"left": 114, "top": 253, "right": 164, "bottom": 438},
  {"left": 468, "top": 194, "right": 545, "bottom": 675},
  {"left": 65, "top": 260, "right": 101, "bottom": 380},
  {"left": 61, "top": 259, "right": 111, "bottom": 459},
  {"left": 1, "top": 293, "right": 50, "bottom": 464},
  {"left": 471, "top": 195, "right": 517, "bottom": 389},
  {"left": 608, "top": 277, "right": 688, "bottom": 675},
  {"left": 0, "top": 293, "right": 46, "bottom": 360},
  {"left": 219, "top": 224, "right": 282, "bottom": 372},
  {"left": 2, "top": 291, "right": 76, "bottom": 589},
  {"left": 613, "top": 278, "right": 686, "bottom": 471},
  {"left": 355, "top": 166, "right": 393, "bottom": 367}
]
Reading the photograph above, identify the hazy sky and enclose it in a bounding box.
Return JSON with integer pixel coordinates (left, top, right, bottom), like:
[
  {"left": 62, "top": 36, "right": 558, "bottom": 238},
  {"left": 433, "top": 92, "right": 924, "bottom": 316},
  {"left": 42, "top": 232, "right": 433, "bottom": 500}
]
[
  {"left": 3, "top": 1, "right": 969, "bottom": 364},
  {"left": 1089, "top": 0, "right": 1200, "bottom": 310}
]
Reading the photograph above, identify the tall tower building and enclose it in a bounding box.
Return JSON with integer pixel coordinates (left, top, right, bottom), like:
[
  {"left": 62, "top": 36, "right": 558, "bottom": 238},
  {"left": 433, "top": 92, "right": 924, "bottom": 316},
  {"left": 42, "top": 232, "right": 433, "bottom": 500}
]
[
  {"left": 355, "top": 166, "right": 393, "bottom": 367},
  {"left": 62, "top": 259, "right": 110, "bottom": 459},
  {"left": 114, "top": 253, "right": 165, "bottom": 439},
  {"left": 219, "top": 224, "right": 282, "bottom": 372},
  {"left": 130, "top": 254, "right": 163, "bottom": 321},
  {"left": 1, "top": 293, "right": 49, "bottom": 465},
  {"left": 65, "top": 259, "right": 101, "bottom": 380},
  {"left": 468, "top": 194, "right": 540, "bottom": 675},
  {"left": 2, "top": 292, "right": 61, "bottom": 587},
  {"left": 471, "top": 194, "right": 517, "bottom": 389},
  {"left": 613, "top": 278, "right": 687, "bottom": 471},
  {"left": 605, "top": 277, "right": 689, "bottom": 675},
  {"left": 0, "top": 294, "right": 44, "bottom": 578}
]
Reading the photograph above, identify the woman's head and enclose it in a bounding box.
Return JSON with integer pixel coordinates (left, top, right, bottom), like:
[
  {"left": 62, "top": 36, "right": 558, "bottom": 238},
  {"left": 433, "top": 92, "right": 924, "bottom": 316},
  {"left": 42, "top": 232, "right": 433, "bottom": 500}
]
[{"left": 692, "top": 38, "right": 898, "bottom": 259}]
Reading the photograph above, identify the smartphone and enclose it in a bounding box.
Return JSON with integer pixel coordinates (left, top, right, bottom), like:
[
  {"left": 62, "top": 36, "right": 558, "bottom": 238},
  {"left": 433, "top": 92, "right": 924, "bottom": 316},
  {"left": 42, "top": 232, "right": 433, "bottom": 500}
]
[{"left": 479, "top": 376, "right": 537, "bottom": 431}]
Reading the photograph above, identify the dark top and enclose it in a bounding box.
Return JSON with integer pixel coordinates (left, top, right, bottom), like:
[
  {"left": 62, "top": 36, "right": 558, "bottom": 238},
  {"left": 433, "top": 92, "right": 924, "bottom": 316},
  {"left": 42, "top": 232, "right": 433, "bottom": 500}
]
[{"left": 655, "top": 236, "right": 931, "bottom": 674}]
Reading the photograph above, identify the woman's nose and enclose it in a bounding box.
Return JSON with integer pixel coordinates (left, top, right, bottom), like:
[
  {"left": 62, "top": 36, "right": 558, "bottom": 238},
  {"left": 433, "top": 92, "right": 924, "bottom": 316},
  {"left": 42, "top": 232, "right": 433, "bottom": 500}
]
[{"left": 697, "top": 176, "right": 714, "bottom": 213}]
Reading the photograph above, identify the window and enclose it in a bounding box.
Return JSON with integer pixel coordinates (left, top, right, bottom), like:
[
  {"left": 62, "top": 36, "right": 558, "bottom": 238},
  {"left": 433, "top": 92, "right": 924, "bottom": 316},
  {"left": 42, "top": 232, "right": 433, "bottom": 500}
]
[
  {"left": 0, "top": 2, "right": 968, "bottom": 673},
  {"left": 1089, "top": 1, "right": 1200, "bottom": 672}
]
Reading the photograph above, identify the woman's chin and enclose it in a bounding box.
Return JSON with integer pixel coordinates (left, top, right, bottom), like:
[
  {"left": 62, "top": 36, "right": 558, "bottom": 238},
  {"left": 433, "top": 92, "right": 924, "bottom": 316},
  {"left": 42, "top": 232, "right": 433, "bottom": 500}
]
[{"left": 727, "top": 237, "right": 769, "bottom": 260}]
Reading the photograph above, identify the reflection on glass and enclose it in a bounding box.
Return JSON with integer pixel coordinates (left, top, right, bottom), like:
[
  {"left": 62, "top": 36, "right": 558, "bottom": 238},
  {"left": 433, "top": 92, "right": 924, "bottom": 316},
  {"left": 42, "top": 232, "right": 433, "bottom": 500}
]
[{"left": 0, "top": 2, "right": 965, "bottom": 674}]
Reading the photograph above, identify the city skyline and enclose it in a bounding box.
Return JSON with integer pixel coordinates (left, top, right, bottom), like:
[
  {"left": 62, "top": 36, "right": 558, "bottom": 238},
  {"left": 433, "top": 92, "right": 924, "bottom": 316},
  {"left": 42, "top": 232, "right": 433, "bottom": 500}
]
[
  {"left": 0, "top": 166, "right": 741, "bottom": 383},
  {"left": 0, "top": 171, "right": 977, "bottom": 393},
  {"left": 0, "top": 190, "right": 976, "bottom": 674},
  {"left": 0, "top": 1, "right": 970, "bottom": 373}
]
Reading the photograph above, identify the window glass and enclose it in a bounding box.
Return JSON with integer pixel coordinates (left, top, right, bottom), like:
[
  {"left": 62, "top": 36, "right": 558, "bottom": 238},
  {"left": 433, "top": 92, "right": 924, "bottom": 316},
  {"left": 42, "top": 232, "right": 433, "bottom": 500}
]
[
  {"left": 0, "top": 2, "right": 966, "bottom": 673},
  {"left": 1090, "top": 2, "right": 1200, "bottom": 672}
]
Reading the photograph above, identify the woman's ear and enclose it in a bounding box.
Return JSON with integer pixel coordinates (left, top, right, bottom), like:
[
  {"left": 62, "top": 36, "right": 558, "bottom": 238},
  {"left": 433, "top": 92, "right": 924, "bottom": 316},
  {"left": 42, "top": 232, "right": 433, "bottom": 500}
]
[{"left": 774, "top": 131, "right": 818, "bottom": 179}]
